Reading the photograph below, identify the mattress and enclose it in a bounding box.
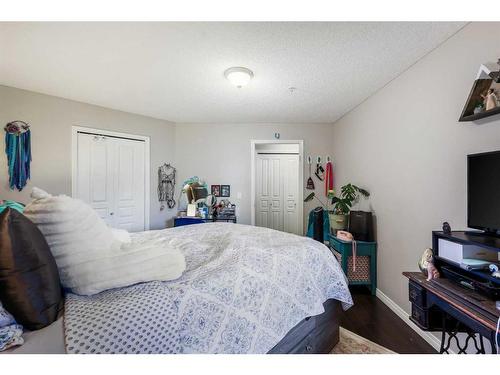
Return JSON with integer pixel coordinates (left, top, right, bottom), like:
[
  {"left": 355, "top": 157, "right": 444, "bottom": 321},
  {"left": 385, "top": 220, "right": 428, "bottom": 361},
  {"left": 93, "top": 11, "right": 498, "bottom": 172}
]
[{"left": 5, "top": 299, "right": 341, "bottom": 354}]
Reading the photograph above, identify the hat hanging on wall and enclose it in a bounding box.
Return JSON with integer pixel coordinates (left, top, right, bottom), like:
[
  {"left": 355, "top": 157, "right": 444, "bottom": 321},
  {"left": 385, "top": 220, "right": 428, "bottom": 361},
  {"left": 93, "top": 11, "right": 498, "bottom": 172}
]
[{"left": 4, "top": 121, "right": 32, "bottom": 191}]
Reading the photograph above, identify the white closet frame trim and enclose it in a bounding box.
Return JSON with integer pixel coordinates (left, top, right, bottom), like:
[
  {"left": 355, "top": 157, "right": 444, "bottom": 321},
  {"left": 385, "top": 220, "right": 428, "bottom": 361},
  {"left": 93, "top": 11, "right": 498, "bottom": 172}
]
[
  {"left": 250, "top": 139, "right": 304, "bottom": 233},
  {"left": 71, "top": 126, "right": 151, "bottom": 231}
]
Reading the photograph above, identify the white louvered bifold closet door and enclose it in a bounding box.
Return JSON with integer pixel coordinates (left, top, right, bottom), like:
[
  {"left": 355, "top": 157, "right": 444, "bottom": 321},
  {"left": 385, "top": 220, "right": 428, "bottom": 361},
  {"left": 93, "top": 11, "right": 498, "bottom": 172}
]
[{"left": 75, "top": 132, "right": 146, "bottom": 232}]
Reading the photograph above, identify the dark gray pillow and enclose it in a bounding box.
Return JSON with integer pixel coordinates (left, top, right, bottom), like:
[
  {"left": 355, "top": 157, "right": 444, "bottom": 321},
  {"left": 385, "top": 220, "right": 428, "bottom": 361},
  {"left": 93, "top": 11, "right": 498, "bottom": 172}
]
[{"left": 0, "top": 208, "right": 62, "bottom": 330}]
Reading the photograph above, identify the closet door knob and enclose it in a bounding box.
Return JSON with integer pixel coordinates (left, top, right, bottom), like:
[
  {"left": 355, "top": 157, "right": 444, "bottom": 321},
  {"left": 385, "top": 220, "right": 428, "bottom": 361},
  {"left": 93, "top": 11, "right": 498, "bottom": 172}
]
[{"left": 110, "top": 212, "right": 114, "bottom": 216}]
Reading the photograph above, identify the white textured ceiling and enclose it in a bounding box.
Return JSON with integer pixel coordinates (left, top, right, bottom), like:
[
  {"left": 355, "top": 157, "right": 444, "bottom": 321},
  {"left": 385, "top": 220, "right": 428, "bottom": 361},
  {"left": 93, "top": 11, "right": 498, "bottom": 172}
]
[{"left": 0, "top": 22, "right": 465, "bottom": 123}]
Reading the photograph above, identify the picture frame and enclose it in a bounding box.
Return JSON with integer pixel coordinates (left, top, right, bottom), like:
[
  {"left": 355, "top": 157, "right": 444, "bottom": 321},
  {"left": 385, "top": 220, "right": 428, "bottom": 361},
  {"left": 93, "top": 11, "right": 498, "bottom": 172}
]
[
  {"left": 221, "top": 184, "right": 230, "bottom": 197},
  {"left": 211, "top": 185, "right": 221, "bottom": 197}
]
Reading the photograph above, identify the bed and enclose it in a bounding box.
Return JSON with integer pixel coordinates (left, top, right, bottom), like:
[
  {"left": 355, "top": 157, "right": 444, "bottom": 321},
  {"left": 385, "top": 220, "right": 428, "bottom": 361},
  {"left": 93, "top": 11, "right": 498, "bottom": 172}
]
[{"left": 6, "top": 223, "right": 352, "bottom": 354}]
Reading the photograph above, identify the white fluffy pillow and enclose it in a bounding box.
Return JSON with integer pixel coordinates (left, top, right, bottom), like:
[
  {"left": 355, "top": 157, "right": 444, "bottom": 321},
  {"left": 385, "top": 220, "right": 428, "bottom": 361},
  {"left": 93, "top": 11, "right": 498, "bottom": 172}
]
[
  {"left": 23, "top": 187, "right": 115, "bottom": 269},
  {"left": 111, "top": 228, "right": 132, "bottom": 245},
  {"left": 24, "top": 188, "right": 185, "bottom": 295}
]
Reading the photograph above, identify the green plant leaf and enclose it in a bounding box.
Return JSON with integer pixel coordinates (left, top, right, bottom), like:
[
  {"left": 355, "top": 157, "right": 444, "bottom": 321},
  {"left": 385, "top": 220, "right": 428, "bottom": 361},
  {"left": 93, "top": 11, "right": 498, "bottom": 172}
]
[{"left": 331, "top": 183, "right": 370, "bottom": 214}]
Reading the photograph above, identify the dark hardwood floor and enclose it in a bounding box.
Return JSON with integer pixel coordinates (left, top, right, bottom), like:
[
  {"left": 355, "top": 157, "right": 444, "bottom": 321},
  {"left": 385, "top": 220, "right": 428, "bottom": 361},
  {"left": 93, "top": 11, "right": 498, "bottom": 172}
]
[{"left": 341, "top": 286, "right": 437, "bottom": 354}]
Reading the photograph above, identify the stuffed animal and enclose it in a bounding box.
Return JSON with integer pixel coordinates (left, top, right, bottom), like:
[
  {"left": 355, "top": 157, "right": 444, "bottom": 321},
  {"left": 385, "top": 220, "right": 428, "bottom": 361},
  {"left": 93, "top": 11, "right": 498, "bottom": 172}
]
[{"left": 419, "top": 248, "right": 440, "bottom": 281}]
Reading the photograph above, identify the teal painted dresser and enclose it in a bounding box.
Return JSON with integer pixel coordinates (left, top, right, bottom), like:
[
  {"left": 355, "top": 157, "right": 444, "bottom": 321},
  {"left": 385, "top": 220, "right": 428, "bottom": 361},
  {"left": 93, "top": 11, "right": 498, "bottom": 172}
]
[{"left": 328, "top": 234, "right": 377, "bottom": 295}]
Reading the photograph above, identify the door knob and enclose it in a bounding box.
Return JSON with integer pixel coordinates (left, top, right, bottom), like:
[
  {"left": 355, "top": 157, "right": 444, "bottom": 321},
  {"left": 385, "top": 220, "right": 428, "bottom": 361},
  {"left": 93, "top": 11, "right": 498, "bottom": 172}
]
[{"left": 110, "top": 212, "right": 114, "bottom": 216}]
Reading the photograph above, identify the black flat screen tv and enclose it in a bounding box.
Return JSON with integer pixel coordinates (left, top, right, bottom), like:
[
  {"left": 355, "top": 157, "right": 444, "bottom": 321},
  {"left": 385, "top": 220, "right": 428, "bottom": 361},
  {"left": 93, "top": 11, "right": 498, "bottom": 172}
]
[{"left": 467, "top": 150, "right": 500, "bottom": 233}]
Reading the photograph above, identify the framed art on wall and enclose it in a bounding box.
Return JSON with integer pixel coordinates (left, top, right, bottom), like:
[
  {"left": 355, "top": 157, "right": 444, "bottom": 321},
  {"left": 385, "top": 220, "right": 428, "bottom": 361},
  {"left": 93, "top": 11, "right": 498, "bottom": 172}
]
[
  {"left": 211, "top": 185, "right": 220, "bottom": 197},
  {"left": 221, "top": 185, "right": 230, "bottom": 197}
]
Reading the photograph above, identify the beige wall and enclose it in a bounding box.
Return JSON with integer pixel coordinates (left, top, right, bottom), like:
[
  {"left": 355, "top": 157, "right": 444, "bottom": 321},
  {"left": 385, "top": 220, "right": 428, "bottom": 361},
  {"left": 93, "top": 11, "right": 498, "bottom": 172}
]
[
  {"left": 0, "top": 85, "right": 334, "bottom": 232},
  {"left": 174, "top": 123, "right": 334, "bottom": 232},
  {"left": 331, "top": 22, "right": 500, "bottom": 317},
  {"left": 0, "top": 85, "right": 177, "bottom": 229}
]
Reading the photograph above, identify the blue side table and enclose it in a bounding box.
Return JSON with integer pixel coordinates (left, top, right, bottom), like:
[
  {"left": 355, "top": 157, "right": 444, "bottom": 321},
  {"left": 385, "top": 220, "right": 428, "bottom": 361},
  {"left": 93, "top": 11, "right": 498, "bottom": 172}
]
[
  {"left": 174, "top": 216, "right": 238, "bottom": 227},
  {"left": 329, "top": 234, "right": 377, "bottom": 295},
  {"left": 174, "top": 217, "right": 206, "bottom": 227}
]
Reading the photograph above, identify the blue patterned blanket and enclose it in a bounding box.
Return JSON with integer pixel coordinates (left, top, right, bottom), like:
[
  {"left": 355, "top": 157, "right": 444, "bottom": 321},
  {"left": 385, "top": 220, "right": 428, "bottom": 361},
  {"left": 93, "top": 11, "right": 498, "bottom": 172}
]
[
  {"left": 0, "top": 302, "right": 23, "bottom": 351},
  {"left": 64, "top": 223, "right": 352, "bottom": 353}
]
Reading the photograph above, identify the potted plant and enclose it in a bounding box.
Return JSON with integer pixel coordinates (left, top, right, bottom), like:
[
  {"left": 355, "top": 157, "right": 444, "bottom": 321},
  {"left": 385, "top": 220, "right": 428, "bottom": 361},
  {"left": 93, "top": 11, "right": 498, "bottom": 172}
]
[
  {"left": 303, "top": 183, "right": 369, "bottom": 233},
  {"left": 329, "top": 184, "right": 370, "bottom": 232},
  {"left": 473, "top": 101, "right": 484, "bottom": 114}
]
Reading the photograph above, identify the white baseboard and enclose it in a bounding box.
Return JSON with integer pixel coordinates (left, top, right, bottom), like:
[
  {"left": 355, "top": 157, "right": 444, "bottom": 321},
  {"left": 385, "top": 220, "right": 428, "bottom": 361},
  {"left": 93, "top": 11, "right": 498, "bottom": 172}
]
[{"left": 375, "top": 288, "right": 447, "bottom": 353}]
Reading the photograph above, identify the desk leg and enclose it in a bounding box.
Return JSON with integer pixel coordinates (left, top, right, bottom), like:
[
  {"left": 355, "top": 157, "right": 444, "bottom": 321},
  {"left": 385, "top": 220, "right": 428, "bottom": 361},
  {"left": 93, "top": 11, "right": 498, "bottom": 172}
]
[
  {"left": 439, "top": 314, "right": 486, "bottom": 354},
  {"left": 490, "top": 332, "right": 498, "bottom": 354}
]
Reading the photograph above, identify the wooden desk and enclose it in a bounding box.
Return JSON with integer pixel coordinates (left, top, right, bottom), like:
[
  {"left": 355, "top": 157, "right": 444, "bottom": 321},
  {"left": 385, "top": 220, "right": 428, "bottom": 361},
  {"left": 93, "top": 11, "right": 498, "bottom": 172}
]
[{"left": 403, "top": 272, "right": 499, "bottom": 354}]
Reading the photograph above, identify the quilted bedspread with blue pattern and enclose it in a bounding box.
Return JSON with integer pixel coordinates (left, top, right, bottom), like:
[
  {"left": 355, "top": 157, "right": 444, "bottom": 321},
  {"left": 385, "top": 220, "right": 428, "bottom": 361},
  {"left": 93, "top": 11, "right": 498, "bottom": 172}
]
[{"left": 64, "top": 223, "right": 352, "bottom": 353}]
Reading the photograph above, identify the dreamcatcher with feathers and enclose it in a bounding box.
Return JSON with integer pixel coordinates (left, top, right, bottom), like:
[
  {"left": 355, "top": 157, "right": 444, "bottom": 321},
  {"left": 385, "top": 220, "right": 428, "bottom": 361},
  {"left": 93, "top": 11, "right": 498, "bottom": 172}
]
[{"left": 4, "top": 121, "right": 31, "bottom": 191}]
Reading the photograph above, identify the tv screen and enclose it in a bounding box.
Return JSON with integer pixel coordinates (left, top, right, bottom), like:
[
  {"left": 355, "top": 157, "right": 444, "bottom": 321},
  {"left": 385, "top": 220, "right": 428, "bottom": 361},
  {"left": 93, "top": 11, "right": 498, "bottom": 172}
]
[{"left": 468, "top": 151, "right": 500, "bottom": 232}]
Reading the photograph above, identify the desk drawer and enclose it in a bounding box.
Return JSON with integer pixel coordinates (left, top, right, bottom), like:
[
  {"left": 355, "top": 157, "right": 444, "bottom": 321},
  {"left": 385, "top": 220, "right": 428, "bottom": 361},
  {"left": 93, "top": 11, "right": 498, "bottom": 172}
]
[
  {"left": 409, "top": 281, "right": 426, "bottom": 307},
  {"left": 411, "top": 304, "right": 429, "bottom": 327},
  {"left": 411, "top": 304, "right": 443, "bottom": 331}
]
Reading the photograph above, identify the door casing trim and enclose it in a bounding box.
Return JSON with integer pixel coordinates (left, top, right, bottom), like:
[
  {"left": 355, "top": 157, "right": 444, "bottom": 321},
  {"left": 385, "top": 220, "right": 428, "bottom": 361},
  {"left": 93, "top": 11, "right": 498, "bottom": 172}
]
[{"left": 250, "top": 139, "right": 304, "bottom": 234}]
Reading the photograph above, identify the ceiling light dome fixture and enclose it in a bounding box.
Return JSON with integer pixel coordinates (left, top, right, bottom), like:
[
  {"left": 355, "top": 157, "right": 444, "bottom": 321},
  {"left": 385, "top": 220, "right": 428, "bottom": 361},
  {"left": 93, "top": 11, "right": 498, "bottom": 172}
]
[{"left": 224, "top": 67, "right": 254, "bottom": 88}]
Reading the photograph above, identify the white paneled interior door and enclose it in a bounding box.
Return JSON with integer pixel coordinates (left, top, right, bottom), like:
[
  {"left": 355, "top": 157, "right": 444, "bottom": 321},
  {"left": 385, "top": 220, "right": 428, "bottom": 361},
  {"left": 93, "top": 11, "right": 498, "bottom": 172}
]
[
  {"left": 256, "top": 154, "right": 284, "bottom": 231},
  {"left": 255, "top": 153, "right": 300, "bottom": 234},
  {"left": 75, "top": 132, "right": 146, "bottom": 232}
]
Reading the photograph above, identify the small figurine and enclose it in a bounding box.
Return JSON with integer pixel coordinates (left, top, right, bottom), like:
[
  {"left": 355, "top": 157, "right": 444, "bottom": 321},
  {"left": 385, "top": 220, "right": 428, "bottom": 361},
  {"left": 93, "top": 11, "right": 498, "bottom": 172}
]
[
  {"left": 419, "top": 248, "right": 440, "bottom": 281},
  {"left": 442, "top": 222, "right": 451, "bottom": 235},
  {"left": 481, "top": 89, "right": 498, "bottom": 111}
]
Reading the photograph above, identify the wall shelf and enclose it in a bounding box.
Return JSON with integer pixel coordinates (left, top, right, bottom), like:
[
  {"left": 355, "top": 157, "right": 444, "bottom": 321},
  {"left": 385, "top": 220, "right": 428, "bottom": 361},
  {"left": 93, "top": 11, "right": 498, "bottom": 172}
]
[
  {"left": 459, "top": 106, "right": 500, "bottom": 122},
  {"left": 459, "top": 62, "right": 500, "bottom": 122}
]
